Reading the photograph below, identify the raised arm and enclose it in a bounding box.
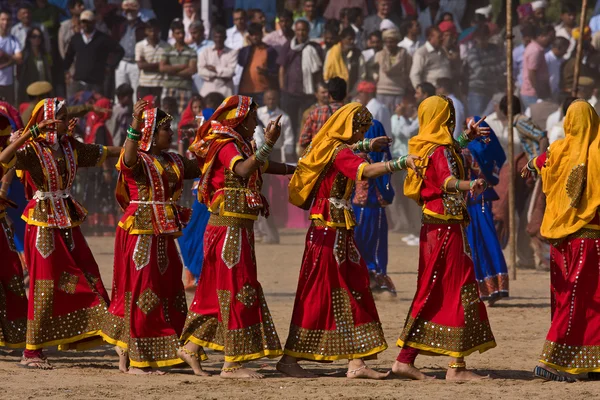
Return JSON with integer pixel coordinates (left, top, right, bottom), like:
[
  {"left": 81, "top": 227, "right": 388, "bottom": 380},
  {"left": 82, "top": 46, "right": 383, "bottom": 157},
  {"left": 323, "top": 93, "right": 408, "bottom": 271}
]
[
  {"left": 122, "top": 99, "right": 147, "bottom": 167},
  {"left": 233, "top": 115, "right": 282, "bottom": 178}
]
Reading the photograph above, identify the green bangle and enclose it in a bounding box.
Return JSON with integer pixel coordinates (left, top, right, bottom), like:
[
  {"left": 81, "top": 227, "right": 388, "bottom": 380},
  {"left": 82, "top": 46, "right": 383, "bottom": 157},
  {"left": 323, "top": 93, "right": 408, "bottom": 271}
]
[
  {"left": 127, "top": 132, "right": 141, "bottom": 141},
  {"left": 455, "top": 180, "right": 460, "bottom": 192},
  {"left": 30, "top": 124, "right": 40, "bottom": 139},
  {"left": 469, "top": 180, "right": 476, "bottom": 189},
  {"left": 457, "top": 131, "right": 470, "bottom": 148},
  {"left": 127, "top": 126, "right": 141, "bottom": 136},
  {"left": 399, "top": 155, "right": 407, "bottom": 170}
]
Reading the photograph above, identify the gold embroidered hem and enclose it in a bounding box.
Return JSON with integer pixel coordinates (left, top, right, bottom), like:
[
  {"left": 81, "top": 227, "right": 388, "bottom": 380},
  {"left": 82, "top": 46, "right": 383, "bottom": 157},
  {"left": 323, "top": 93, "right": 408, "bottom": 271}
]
[
  {"left": 0, "top": 341, "right": 26, "bottom": 349},
  {"left": 539, "top": 341, "right": 600, "bottom": 374},
  {"left": 396, "top": 315, "right": 496, "bottom": 358},
  {"left": 284, "top": 322, "right": 388, "bottom": 361},
  {"left": 0, "top": 283, "right": 27, "bottom": 347}
]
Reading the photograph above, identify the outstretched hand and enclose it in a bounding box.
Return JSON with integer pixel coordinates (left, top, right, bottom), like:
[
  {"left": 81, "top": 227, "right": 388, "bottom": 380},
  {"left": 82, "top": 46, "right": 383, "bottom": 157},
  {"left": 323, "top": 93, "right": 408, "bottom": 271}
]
[
  {"left": 405, "top": 154, "right": 424, "bottom": 178},
  {"left": 264, "top": 115, "right": 282, "bottom": 145},
  {"left": 466, "top": 116, "right": 490, "bottom": 140},
  {"left": 370, "top": 136, "right": 392, "bottom": 152}
]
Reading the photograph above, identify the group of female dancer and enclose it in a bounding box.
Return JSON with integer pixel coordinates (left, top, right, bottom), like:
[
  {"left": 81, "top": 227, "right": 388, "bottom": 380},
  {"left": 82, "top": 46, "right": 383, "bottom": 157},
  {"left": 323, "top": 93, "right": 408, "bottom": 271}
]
[{"left": 0, "top": 92, "right": 597, "bottom": 382}]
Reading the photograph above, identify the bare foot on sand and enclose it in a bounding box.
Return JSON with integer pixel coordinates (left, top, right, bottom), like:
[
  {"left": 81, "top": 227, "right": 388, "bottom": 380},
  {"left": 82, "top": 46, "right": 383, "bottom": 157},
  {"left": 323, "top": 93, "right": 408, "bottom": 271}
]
[
  {"left": 346, "top": 365, "right": 390, "bottom": 380},
  {"left": 220, "top": 366, "right": 264, "bottom": 379},
  {"left": 276, "top": 361, "right": 317, "bottom": 378},
  {"left": 177, "top": 348, "right": 211, "bottom": 376},
  {"left": 115, "top": 346, "right": 128, "bottom": 373},
  {"left": 19, "top": 357, "right": 53, "bottom": 370},
  {"left": 391, "top": 361, "right": 435, "bottom": 380},
  {"left": 446, "top": 368, "right": 489, "bottom": 381}
]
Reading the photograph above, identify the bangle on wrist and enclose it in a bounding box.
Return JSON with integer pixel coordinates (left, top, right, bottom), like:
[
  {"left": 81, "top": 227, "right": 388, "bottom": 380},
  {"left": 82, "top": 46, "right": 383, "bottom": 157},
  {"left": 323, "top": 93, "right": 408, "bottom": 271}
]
[
  {"left": 30, "top": 124, "right": 41, "bottom": 139},
  {"left": 399, "top": 155, "right": 408, "bottom": 170},
  {"left": 255, "top": 142, "right": 273, "bottom": 163},
  {"left": 457, "top": 131, "right": 470, "bottom": 148},
  {"left": 455, "top": 179, "right": 460, "bottom": 192},
  {"left": 469, "top": 180, "right": 476, "bottom": 189}
]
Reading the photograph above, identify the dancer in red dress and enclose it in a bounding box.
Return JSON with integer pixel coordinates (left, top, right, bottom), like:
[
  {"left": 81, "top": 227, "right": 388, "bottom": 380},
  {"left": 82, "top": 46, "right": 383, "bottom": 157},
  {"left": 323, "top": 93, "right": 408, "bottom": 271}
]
[
  {"left": 0, "top": 98, "right": 122, "bottom": 369},
  {"left": 393, "top": 95, "right": 496, "bottom": 381},
  {"left": 523, "top": 100, "right": 600, "bottom": 382},
  {"left": 280, "top": 103, "right": 420, "bottom": 379},
  {"left": 180, "top": 95, "right": 295, "bottom": 378},
  {"left": 99, "top": 99, "right": 202, "bottom": 374}
]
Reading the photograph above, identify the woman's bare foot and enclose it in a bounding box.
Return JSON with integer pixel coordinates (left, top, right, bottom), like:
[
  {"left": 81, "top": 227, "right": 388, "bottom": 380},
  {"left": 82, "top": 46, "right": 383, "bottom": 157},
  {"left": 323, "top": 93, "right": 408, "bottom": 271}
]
[
  {"left": 446, "top": 367, "right": 489, "bottom": 381},
  {"left": 276, "top": 361, "right": 317, "bottom": 378},
  {"left": 127, "top": 367, "right": 153, "bottom": 375},
  {"left": 115, "top": 346, "right": 128, "bottom": 373},
  {"left": 391, "top": 361, "right": 435, "bottom": 380},
  {"left": 18, "top": 357, "right": 53, "bottom": 370},
  {"left": 346, "top": 364, "right": 390, "bottom": 380},
  {"left": 220, "top": 364, "right": 264, "bottom": 379},
  {"left": 177, "top": 347, "right": 211, "bottom": 376}
]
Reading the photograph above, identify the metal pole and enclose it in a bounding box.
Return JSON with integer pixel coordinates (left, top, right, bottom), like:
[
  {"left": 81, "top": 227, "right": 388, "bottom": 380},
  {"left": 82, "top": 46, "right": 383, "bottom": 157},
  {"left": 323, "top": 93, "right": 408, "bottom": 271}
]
[
  {"left": 571, "top": 0, "right": 589, "bottom": 96},
  {"left": 506, "top": 0, "right": 516, "bottom": 280}
]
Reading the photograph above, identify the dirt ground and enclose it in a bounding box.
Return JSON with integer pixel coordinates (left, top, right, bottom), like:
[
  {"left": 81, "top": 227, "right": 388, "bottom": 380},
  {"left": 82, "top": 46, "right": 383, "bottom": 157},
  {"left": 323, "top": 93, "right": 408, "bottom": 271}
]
[{"left": 1, "top": 229, "right": 596, "bottom": 399}]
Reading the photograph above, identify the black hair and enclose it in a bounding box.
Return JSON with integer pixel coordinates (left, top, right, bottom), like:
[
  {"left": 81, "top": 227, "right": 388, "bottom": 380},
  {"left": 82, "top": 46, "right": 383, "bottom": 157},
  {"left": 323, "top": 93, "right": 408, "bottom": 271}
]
[
  {"left": 67, "top": 0, "right": 84, "bottom": 8},
  {"left": 438, "top": 11, "right": 453, "bottom": 24},
  {"left": 212, "top": 25, "right": 226, "bottom": 36},
  {"left": 400, "top": 16, "right": 418, "bottom": 37},
  {"left": 325, "top": 19, "right": 340, "bottom": 34},
  {"left": 146, "top": 18, "right": 161, "bottom": 30},
  {"left": 155, "top": 108, "right": 172, "bottom": 131},
  {"left": 316, "top": 80, "right": 328, "bottom": 91},
  {"left": 473, "top": 23, "right": 490, "bottom": 38},
  {"left": 170, "top": 19, "right": 185, "bottom": 32},
  {"left": 204, "top": 92, "right": 226, "bottom": 109},
  {"left": 537, "top": 24, "right": 555, "bottom": 38},
  {"left": 339, "top": 7, "right": 349, "bottom": 20},
  {"left": 499, "top": 94, "right": 522, "bottom": 116},
  {"left": 417, "top": 82, "right": 436, "bottom": 98},
  {"left": 327, "top": 77, "right": 347, "bottom": 101},
  {"left": 425, "top": 25, "right": 440, "bottom": 39},
  {"left": 18, "top": 3, "right": 32, "bottom": 11},
  {"left": 561, "top": 4, "right": 577, "bottom": 14},
  {"left": 436, "top": 77, "right": 454, "bottom": 94},
  {"left": 340, "top": 27, "right": 356, "bottom": 40},
  {"left": 278, "top": 9, "right": 293, "bottom": 20},
  {"left": 247, "top": 23, "right": 263, "bottom": 36},
  {"left": 115, "top": 83, "right": 134, "bottom": 99},
  {"left": 24, "top": 27, "right": 47, "bottom": 54},
  {"left": 295, "top": 19, "right": 310, "bottom": 30},
  {"left": 233, "top": 8, "right": 247, "bottom": 18},
  {"left": 347, "top": 7, "right": 363, "bottom": 24},
  {"left": 368, "top": 30, "right": 382, "bottom": 40},
  {"left": 552, "top": 36, "right": 570, "bottom": 50},
  {"left": 520, "top": 23, "right": 536, "bottom": 39},
  {"left": 562, "top": 96, "right": 578, "bottom": 116}
]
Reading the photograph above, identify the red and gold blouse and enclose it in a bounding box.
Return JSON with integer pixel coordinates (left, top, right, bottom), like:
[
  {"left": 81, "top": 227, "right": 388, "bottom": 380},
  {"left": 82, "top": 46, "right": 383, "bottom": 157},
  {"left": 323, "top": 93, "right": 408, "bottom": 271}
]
[
  {"left": 4, "top": 138, "right": 107, "bottom": 228},
  {"left": 116, "top": 151, "right": 201, "bottom": 236},
  {"left": 310, "top": 146, "right": 368, "bottom": 229},
  {"left": 421, "top": 145, "right": 468, "bottom": 222}
]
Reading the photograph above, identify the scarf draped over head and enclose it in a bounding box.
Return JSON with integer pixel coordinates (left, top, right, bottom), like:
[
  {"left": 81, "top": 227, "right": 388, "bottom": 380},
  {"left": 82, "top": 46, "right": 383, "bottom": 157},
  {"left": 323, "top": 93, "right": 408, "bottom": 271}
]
[
  {"left": 404, "top": 95, "right": 456, "bottom": 204},
  {"left": 85, "top": 98, "right": 113, "bottom": 145},
  {"left": 323, "top": 42, "right": 349, "bottom": 83},
  {"left": 289, "top": 102, "right": 372, "bottom": 210},
  {"left": 24, "top": 98, "right": 66, "bottom": 146},
  {"left": 365, "top": 119, "right": 395, "bottom": 204},
  {"left": 140, "top": 107, "right": 173, "bottom": 152},
  {"left": 540, "top": 100, "right": 600, "bottom": 240},
  {"left": 189, "top": 95, "right": 257, "bottom": 206}
]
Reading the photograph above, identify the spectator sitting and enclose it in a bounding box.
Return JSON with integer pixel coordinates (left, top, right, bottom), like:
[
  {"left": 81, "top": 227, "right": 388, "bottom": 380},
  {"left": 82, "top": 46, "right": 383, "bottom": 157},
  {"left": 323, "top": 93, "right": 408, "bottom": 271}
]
[
  {"left": 17, "top": 27, "right": 51, "bottom": 104},
  {"left": 298, "top": 76, "right": 346, "bottom": 154},
  {"left": 465, "top": 23, "right": 505, "bottom": 117},
  {"left": 64, "top": 10, "right": 125, "bottom": 97},
  {"left": 114, "top": 0, "right": 146, "bottom": 99},
  {"left": 0, "top": 10, "right": 22, "bottom": 105},
  {"left": 263, "top": 10, "right": 294, "bottom": 55},
  {"left": 11, "top": 4, "right": 50, "bottom": 51},
  {"left": 355, "top": 80, "right": 391, "bottom": 136},
  {"left": 409, "top": 26, "right": 451, "bottom": 90},
  {"left": 159, "top": 19, "right": 197, "bottom": 115},
  {"left": 298, "top": 0, "right": 324, "bottom": 39},
  {"left": 414, "top": 81, "right": 436, "bottom": 105},
  {"left": 226, "top": 8, "right": 248, "bottom": 50},
  {"left": 545, "top": 36, "right": 569, "bottom": 100},
  {"left": 521, "top": 24, "right": 554, "bottom": 109},
  {"left": 398, "top": 17, "right": 421, "bottom": 56},
  {"left": 323, "top": 27, "right": 366, "bottom": 94},
  {"left": 108, "top": 82, "right": 134, "bottom": 146},
  {"left": 277, "top": 19, "right": 323, "bottom": 134},
  {"left": 58, "top": 0, "right": 84, "bottom": 62},
  {"left": 374, "top": 28, "right": 411, "bottom": 114},
  {"left": 197, "top": 25, "right": 237, "bottom": 98},
  {"left": 135, "top": 18, "right": 168, "bottom": 105},
  {"left": 237, "top": 23, "right": 278, "bottom": 105},
  {"left": 188, "top": 20, "right": 214, "bottom": 93},
  {"left": 364, "top": 0, "right": 401, "bottom": 36},
  {"left": 257, "top": 89, "right": 294, "bottom": 162},
  {"left": 435, "top": 77, "right": 464, "bottom": 139}
]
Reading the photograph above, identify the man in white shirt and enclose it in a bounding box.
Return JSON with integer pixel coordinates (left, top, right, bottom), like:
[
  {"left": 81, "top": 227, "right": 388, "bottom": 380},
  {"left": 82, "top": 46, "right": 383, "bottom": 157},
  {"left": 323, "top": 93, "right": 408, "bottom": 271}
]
[
  {"left": 398, "top": 17, "right": 421, "bottom": 56},
  {"left": 188, "top": 20, "right": 214, "bottom": 94},
  {"left": 197, "top": 25, "right": 237, "bottom": 97},
  {"left": 355, "top": 80, "right": 392, "bottom": 136},
  {"left": 255, "top": 89, "right": 294, "bottom": 162},
  {"left": 226, "top": 9, "right": 247, "bottom": 89},
  {"left": 544, "top": 37, "right": 569, "bottom": 99},
  {"left": 0, "top": 10, "right": 22, "bottom": 104}
]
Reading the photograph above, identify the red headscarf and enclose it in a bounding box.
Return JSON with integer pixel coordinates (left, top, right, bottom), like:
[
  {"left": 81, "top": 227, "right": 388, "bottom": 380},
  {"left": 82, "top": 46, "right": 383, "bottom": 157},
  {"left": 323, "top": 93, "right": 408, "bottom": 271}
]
[
  {"left": 85, "top": 98, "right": 113, "bottom": 145},
  {"left": 178, "top": 97, "right": 200, "bottom": 140}
]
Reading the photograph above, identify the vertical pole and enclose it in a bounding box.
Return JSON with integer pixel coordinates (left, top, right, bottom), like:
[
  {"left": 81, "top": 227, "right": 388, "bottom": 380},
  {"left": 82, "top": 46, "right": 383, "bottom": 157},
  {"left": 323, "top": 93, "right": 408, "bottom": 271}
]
[
  {"left": 506, "top": 0, "right": 517, "bottom": 280},
  {"left": 571, "top": 0, "right": 589, "bottom": 96}
]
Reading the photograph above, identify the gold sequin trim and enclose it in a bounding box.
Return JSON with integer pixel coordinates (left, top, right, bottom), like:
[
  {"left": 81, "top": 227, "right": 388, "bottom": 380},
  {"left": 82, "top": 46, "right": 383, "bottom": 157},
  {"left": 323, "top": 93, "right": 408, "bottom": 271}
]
[
  {"left": 136, "top": 288, "right": 160, "bottom": 315},
  {"left": 157, "top": 236, "right": 168, "bottom": 275},
  {"left": 57, "top": 272, "right": 79, "bottom": 294},
  {"left": 235, "top": 284, "right": 258, "bottom": 308},
  {"left": 566, "top": 164, "right": 586, "bottom": 208},
  {"left": 7, "top": 275, "right": 26, "bottom": 298},
  {"left": 133, "top": 235, "right": 152, "bottom": 270},
  {"left": 35, "top": 227, "right": 55, "bottom": 259},
  {"left": 208, "top": 214, "right": 254, "bottom": 228},
  {"left": 541, "top": 341, "right": 600, "bottom": 372},
  {"left": 222, "top": 226, "right": 242, "bottom": 269},
  {"left": 1, "top": 218, "right": 16, "bottom": 252},
  {"left": 0, "top": 284, "right": 26, "bottom": 345}
]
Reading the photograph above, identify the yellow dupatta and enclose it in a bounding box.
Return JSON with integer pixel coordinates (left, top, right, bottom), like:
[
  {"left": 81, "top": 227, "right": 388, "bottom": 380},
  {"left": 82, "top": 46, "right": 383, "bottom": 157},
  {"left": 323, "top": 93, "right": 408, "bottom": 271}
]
[
  {"left": 289, "top": 103, "right": 368, "bottom": 210},
  {"left": 323, "top": 43, "right": 349, "bottom": 83},
  {"left": 540, "top": 100, "right": 600, "bottom": 240},
  {"left": 404, "top": 95, "right": 455, "bottom": 204}
]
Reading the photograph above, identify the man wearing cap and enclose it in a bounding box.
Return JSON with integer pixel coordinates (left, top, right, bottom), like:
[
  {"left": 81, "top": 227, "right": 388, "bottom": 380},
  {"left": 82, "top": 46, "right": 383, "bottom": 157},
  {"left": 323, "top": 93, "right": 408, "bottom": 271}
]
[
  {"left": 374, "top": 28, "right": 411, "bottom": 114},
  {"left": 531, "top": 1, "right": 547, "bottom": 26},
  {"left": 113, "top": 0, "right": 146, "bottom": 98},
  {"left": 355, "top": 80, "right": 391, "bottom": 136},
  {"left": 64, "top": 10, "right": 125, "bottom": 97}
]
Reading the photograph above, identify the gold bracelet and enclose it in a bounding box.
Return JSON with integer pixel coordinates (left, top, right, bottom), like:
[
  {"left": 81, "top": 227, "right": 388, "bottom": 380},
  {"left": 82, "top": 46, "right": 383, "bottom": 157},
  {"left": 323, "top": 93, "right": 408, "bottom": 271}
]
[
  {"left": 222, "top": 364, "right": 242, "bottom": 373},
  {"left": 448, "top": 361, "right": 466, "bottom": 369}
]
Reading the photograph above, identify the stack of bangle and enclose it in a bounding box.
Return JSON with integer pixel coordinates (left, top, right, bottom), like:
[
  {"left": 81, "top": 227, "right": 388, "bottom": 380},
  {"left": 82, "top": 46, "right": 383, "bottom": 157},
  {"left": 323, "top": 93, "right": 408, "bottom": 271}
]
[
  {"left": 255, "top": 142, "right": 273, "bottom": 163},
  {"left": 127, "top": 126, "right": 142, "bottom": 142},
  {"left": 30, "top": 124, "right": 41, "bottom": 139},
  {"left": 385, "top": 155, "right": 408, "bottom": 173},
  {"left": 356, "top": 138, "right": 371, "bottom": 153},
  {"left": 456, "top": 130, "right": 471, "bottom": 148}
]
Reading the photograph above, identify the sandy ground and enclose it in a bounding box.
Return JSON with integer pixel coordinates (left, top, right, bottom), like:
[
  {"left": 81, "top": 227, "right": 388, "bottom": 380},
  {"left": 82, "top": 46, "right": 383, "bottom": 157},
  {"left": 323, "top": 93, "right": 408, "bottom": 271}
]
[{"left": 1, "top": 229, "right": 597, "bottom": 399}]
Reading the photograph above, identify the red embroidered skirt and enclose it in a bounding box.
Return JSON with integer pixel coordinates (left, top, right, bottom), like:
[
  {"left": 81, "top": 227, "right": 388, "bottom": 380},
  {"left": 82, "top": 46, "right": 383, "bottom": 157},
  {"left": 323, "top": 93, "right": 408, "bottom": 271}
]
[
  {"left": 397, "top": 222, "right": 496, "bottom": 357},
  {"left": 283, "top": 225, "right": 387, "bottom": 361},
  {"left": 0, "top": 218, "right": 27, "bottom": 348},
  {"left": 181, "top": 216, "right": 282, "bottom": 363},
  {"left": 100, "top": 227, "right": 187, "bottom": 368},
  {"left": 540, "top": 235, "right": 600, "bottom": 373},
  {"left": 25, "top": 225, "right": 109, "bottom": 350}
]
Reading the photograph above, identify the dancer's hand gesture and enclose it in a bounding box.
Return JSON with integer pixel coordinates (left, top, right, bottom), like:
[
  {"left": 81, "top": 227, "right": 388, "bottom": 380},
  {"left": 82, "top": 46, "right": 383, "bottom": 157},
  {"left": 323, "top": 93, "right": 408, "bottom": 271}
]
[
  {"left": 466, "top": 116, "right": 491, "bottom": 140},
  {"left": 405, "top": 154, "right": 424, "bottom": 178},
  {"left": 370, "top": 136, "right": 392, "bottom": 152},
  {"left": 470, "top": 178, "right": 487, "bottom": 197},
  {"left": 264, "top": 115, "right": 282, "bottom": 146}
]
